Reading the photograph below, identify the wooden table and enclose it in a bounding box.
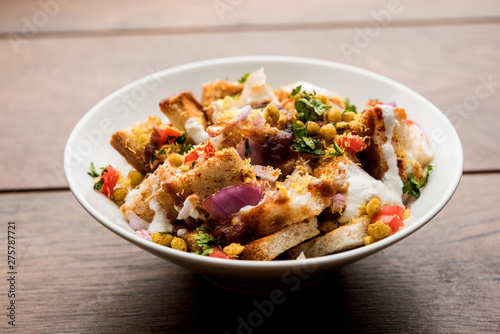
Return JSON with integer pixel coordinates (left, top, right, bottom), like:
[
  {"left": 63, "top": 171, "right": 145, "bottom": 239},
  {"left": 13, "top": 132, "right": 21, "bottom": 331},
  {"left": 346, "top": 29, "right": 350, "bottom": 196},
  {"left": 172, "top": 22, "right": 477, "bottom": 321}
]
[{"left": 1, "top": 1, "right": 499, "bottom": 333}]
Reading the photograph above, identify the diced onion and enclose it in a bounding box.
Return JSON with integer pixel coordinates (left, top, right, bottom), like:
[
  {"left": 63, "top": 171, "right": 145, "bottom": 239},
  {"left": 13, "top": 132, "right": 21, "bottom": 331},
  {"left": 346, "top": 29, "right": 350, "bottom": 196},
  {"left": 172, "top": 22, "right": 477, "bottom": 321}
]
[
  {"left": 230, "top": 105, "right": 252, "bottom": 123},
  {"left": 129, "top": 211, "right": 151, "bottom": 230},
  {"left": 201, "top": 182, "right": 266, "bottom": 219},
  {"left": 332, "top": 193, "right": 347, "bottom": 210},
  {"left": 134, "top": 229, "right": 152, "bottom": 241},
  {"left": 236, "top": 137, "right": 264, "bottom": 165}
]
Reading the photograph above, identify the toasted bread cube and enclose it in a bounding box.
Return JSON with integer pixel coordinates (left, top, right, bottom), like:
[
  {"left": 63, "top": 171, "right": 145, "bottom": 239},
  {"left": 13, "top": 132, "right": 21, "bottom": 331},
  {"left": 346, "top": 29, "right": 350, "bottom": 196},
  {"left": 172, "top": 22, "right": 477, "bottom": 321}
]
[
  {"left": 356, "top": 106, "right": 425, "bottom": 183},
  {"left": 161, "top": 147, "right": 256, "bottom": 208},
  {"left": 119, "top": 162, "right": 177, "bottom": 222},
  {"left": 288, "top": 215, "right": 371, "bottom": 258},
  {"left": 159, "top": 91, "right": 207, "bottom": 133},
  {"left": 239, "top": 217, "right": 319, "bottom": 261},
  {"left": 201, "top": 80, "right": 243, "bottom": 107},
  {"left": 214, "top": 177, "right": 334, "bottom": 247},
  {"left": 110, "top": 115, "right": 163, "bottom": 175}
]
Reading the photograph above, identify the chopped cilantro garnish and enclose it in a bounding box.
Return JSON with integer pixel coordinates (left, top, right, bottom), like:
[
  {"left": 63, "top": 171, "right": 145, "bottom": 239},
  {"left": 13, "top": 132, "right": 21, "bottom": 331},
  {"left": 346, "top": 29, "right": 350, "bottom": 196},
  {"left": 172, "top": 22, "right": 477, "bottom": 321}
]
[
  {"left": 291, "top": 123, "right": 344, "bottom": 156},
  {"left": 289, "top": 85, "right": 302, "bottom": 98},
  {"left": 403, "top": 165, "right": 433, "bottom": 198},
  {"left": 238, "top": 73, "right": 250, "bottom": 84},
  {"left": 181, "top": 143, "right": 194, "bottom": 155},
  {"left": 176, "top": 132, "right": 187, "bottom": 145},
  {"left": 193, "top": 232, "right": 220, "bottom": 256},
  {"left": 88, "top": 162, "right": 100, "bottom": 178},
  {"left": 343, "top": 97, "right": 357, "bottom": 114},
  {"left": 93, "top": 178, "right": 104, "bottom": 191},
  {"left": 157, "top": 149, "right": 166, "bottom": 155},
  {"left": 296, "top": 94, "right": 332, "bottom": 122},
  {"left": 244, "top": 138, "right": 252, "bottom": 158},
  {"left": 291, "top": 123, "right": 323, "bottom": 155},
  {"left": 331, "top": 141, "right": 344, "bottom": 156}
]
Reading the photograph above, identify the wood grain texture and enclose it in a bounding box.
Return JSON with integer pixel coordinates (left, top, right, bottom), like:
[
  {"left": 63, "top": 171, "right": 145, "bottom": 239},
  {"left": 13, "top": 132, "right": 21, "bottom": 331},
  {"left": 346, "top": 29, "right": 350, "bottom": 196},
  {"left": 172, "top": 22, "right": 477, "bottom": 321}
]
[
  {"left": 1, "top": 24, "right": 499, "bottom": 190},
  {"left": 0, "top": 173, "right": 499, "bottom": 333},
  {"left": 1, "top": 0, "right": 499, "bottom": 34}
]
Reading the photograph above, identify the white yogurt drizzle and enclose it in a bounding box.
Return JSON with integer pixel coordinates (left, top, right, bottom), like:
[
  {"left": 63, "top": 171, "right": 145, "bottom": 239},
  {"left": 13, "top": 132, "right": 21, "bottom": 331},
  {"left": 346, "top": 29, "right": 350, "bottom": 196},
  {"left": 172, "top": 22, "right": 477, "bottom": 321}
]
[
  {"left": 339, "top": 105, "right": 404, "bottom": 223},
  {"left": 185, "top": 118, "right": 209, "bottom": 144},
  {"left": 280, "top": 81, "right": 337, "bottom": 97},
  {"left": 147, "top": 180, "right": 173, "bottom": 233}
]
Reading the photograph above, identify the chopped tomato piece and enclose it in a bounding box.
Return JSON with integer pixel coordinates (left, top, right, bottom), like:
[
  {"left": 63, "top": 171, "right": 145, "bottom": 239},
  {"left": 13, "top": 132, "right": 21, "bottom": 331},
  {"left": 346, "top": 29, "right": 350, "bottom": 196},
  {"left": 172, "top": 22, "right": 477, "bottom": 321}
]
[
  {"left": 372, "top": 214, "right": 404, "bottom": 234},
  {"left": 183, "top": 149, "right": 199, "bottom": 164},
  {"left": 159, "top": 127, "right": 182, "bottom": 145},
  {"left": 183, "top": 142, "right": 216, "bottom": 164},
  {"left": 378, "top": 205, "right": 405, "bottom": 220},
  {"left": 336, "top": 135, "right": 367, "bottom": 153},
  {"left": 97, "top": 166, "right": 119, "bottom": 198},
  {"left": 209, "top": 247, "right": 234, "bottom": 259}
]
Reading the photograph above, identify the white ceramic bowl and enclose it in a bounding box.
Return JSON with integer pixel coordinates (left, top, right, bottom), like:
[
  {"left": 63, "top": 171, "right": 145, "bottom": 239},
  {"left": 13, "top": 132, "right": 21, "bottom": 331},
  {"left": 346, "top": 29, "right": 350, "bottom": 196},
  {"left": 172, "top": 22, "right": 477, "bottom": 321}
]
[{"left": 64, "top": 56, "right": 463, "bottom": 292}]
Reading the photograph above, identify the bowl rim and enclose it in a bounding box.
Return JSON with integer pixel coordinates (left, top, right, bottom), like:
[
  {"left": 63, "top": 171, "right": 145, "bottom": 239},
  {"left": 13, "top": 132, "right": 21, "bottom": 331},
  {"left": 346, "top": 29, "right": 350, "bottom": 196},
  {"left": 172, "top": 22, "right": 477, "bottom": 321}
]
[{"left": 64, "top": 55, "right": 463, "bottom": 270}]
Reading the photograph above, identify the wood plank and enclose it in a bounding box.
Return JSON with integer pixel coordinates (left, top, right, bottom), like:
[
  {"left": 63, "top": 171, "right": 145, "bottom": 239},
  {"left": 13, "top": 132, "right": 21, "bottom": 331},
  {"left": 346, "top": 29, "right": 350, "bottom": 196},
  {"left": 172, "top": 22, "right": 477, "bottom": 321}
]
[
  {"left": 1, "top": 24, "right": 499, "bottom": 189},
  {"left": 0, "top": 173, "right": 498, "bottom": 333},
  {"left": 0, "top": 0, "right": 499, "bottom": 34}
]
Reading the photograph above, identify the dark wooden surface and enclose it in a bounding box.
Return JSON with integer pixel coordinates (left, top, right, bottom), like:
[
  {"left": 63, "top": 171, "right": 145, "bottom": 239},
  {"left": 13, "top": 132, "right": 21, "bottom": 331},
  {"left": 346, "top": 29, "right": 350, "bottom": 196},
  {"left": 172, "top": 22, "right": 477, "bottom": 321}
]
[{"left": 1, "top": 1, "right": 499, "bottom": 333}]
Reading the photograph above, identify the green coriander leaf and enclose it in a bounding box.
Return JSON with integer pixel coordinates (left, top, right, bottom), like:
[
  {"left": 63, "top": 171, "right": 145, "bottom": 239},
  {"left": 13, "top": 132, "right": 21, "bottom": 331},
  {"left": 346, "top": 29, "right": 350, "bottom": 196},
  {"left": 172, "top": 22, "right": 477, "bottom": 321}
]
[
  {"left": 403, "top": 165, "right": 434, "bottom": 198},
  {"left": 193, "top": 232, "right": 220, "bottom": 256},
  {"left": 157, "top": 149, "right": 166, "bottom": 155},
  {"left": 296, "top": 96, "right": 332, "bottom": 122},
  {"left": 244, "top": 138, "right": 252, "bottom": 158},
  {"left": 238, "top": 73, "right": 250, "bottom": 84},
  {"left": 181, "top": 144, "right": 194, "bottom": 155},
  {"left": 420, "top": 165, "right": 433, "bottom": 186},
  {"left": 289, "top": 85, "right": 302, "bottom": 98},
  {"left": 292, "top": 123, "right": 308, "bottom": 139},
  {"left": 93, "top": 178, "right": 104, "bottom": 191},
  {"left": 88, "top": 162, "right": 100, "bottom": 178},
  {"left": 327, "top": 141, "right": 344, "bottom": 156},
  {"left": 291, "top": 123, "right": 325, "bottom": 155},
  {"left": 176, "top": 132, "right": 187, "bottom": 145},
  {"left": 303, "top": 137, "right": 317, "bottom": 150},
  {"left": 343, "top": 97, "right": 357, "bottom": 114}
]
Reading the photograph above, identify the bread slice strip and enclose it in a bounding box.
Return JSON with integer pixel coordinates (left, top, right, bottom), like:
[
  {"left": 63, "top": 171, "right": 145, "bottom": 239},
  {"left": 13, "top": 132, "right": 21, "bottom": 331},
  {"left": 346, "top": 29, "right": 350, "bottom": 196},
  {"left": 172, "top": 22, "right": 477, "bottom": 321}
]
[
  {"left": 355, "top": 106, "right": 425, "bottom": 183},
  {"left": 119, "top": 162, "right": 178, "bottom": 222},
  {"left": 159, "top": 91, "right": 207, "bottom": 133},
  {"left": 161, "top": 147, "right": 256, "bottom": 208},
  {"left": 288, "top": 215, "right": 371, "bottom": 259},
  {"left": 201, "top": 80, "right": 243, "bottom": 108},
  {"left": 110, "top": 115, "right": 163, "bottom": 175},
  {"left": 239, "top": 217, "right": 319, "bottom": 261}
]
